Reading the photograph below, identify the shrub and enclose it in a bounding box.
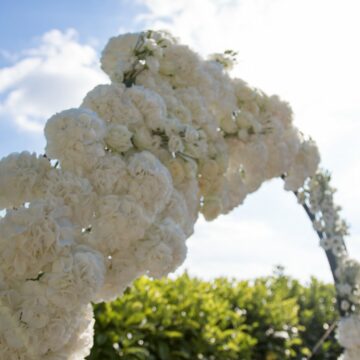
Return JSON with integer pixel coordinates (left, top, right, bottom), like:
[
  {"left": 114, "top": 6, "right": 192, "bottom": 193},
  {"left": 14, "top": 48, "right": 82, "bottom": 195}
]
[{"left": 88, "top": 271, "right": 342, "bottom": 360}]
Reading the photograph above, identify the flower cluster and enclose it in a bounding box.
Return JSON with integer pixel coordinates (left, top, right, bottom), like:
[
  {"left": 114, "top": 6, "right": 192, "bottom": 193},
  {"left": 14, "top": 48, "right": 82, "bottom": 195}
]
[
  {"left": 338, "top": 315, "right": 360, "bottom": 360},
  {"left": 297, "top": 172, "right": 348, "bottom": 260},
  {"left": 0, "top": 30, "right": 320, "bottom": 359},
  {"left": 296, "top": 171, "right": 360, "bottom": 359}
]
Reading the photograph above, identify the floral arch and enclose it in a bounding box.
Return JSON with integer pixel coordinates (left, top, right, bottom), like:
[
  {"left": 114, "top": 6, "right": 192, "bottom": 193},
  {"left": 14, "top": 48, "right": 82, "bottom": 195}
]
[{"left": 0, "top": 30, "right": 358, "bottom": 360}]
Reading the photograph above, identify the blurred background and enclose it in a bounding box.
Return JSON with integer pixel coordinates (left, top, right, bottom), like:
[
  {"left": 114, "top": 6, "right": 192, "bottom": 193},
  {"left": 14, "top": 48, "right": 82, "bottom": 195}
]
[{"left": 0, "top": 0, "right": 359, "bottom": 282}]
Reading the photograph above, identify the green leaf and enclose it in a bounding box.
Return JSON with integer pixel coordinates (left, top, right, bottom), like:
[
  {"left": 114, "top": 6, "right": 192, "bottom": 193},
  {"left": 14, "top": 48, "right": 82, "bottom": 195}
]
[
  {"left": 162, "top": 330, "right": 183, "bottom": 339},
  {"left": 158, "top": 342, "right": 171, "bottom": 360},
  {"left": 125, "top": 312, "right": 145, "bottom": 326},
  {"left": 95, "top": 334, "right": 108, "bottom": 346},
  {"left": 123, "top": 347, "right": 150, "bottom": 356}
]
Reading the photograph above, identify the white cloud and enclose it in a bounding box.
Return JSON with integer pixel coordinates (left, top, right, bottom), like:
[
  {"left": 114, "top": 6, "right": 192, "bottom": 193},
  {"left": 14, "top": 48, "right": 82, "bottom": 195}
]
[{"left": 0, "top": 29, "right": 108, "bottom": 132}]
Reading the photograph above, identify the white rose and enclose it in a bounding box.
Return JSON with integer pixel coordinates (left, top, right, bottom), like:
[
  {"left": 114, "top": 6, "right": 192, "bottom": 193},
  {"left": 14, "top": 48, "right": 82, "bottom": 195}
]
[
  {"left": 168, "top": 135, "right": 184, "bottom": 153},
  {"left": 105, "top": 124, "right": 133, "bottom": 152},
  {"left": 337, "top": 315, "right": 360, "bottom": 349}
]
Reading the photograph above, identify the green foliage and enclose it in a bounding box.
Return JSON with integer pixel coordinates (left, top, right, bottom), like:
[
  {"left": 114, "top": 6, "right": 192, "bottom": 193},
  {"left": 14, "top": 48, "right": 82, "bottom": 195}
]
[{"left": 88, "top": 271, "right": 342, "bottom": 360}]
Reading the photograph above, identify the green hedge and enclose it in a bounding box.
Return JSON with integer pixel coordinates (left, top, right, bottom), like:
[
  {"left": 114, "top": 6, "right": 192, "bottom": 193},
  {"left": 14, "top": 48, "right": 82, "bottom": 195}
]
[{"left": 88, "top": 270, "right": 342, "bottom": 360}]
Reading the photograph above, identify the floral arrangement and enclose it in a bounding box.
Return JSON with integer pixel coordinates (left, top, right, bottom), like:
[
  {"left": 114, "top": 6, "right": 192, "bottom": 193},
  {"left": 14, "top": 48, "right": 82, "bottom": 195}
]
[
  {"left": 0, "top": 30, "right": 356, "bottom": 359},
  {"left": 297, "top": 172, "right": 360, "bottom": 359}
]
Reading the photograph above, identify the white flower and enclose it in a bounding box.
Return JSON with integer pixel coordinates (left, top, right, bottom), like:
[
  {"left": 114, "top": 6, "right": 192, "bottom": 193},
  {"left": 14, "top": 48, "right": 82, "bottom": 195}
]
[
  {"left": 168, "top": 135, "right": 184, "bottom": 153},
  {"left": 89, "top": 154, "right": 128, "bottom": 195},
  {"left": 135, "top": 218, "right": 187, "bottom": 278},
  {"left": 101, "top": 33, "right": 140, "bottom": 82},
  {"left": 81, "top": 84, "right": 143, "bottom": 131},
  {"left": 146, "top": 56, "right": 160, "bottom": 73},
  {"left": 183, "top": 125, "right": 199, "bottom": 143},
  {"left": 337, "top": 315, "right": 360, "bottom": 349},
  {"left": 341, "top": 300, "right": 351, "bottom": 312},
  {"left": 90, "top": 195, "right": 151, "bottom": 252},
  {"left": 105, "top": 124, "right": 133, "bottom": 152},
  {"left": 221, "top": 116, "right": 238, "bottom": 134},
  {"left": 201, "top": 196, "right": 222, "bottom": 221},
  {"left": 44, "top": 108, "right": 106, "bottom": 173},
  {"left": 19, "top": 281, "right": 49, "bottom": 329},
  {"left": 0, "top": 298, "right": 30, "bottom": 354},
  {"left": 127, "top": 86, "right": 167, "bottom": 130},
  {"left": 337, "top": 283, "right": 353, "bottom": 296},
  {"left": 65, "top": 305, "right": 95, "bottom": 360},
  {"left": 127, "top": 151, "right": 173, "bottom": 215},
  {"left": 37, "top": 305, "right": 94, "bottom": 357},
  {"left": 160, "top": 189, "right": 193, "bottom": 236},
  {"left": 43, "top": 246, "right": 105, "bottom": 309},
  {"left": 0, "top": 151, "right": 50, "bottom": 209},
  {"left": 166, "top": 158, "right": 186, "bottom": 185},
  {"left": 132, "top": 126, "right": 157, "bottom": 150},
  {"left": 38, "top": 312, "right": 74, "bottom": 353},
  {"left": 95, "top": 251, "right": 144, "bottom": 302},
  {"left": 284, "top": 139, "right": 320, "bottom": 191},
  {"left": 45, "top": 169, "right": 96, "bottom": 226},
  {"left": 0, "top": 198, "right": 75, "bottom": 281},
  {"left": 200, "top": 159, "right": 220, "bottom": 180},
  {"left": 340, "top": 348, "right": 360, "bottom": 360},
  {"left": 208, "top": 52, "right": 236, "bottom": 71}
]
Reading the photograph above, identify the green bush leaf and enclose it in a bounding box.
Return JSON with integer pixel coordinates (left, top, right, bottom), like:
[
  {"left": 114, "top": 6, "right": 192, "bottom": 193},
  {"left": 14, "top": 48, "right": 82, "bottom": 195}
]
[{"left": 88, "top": 272, "right": 342, "bottom": 360}]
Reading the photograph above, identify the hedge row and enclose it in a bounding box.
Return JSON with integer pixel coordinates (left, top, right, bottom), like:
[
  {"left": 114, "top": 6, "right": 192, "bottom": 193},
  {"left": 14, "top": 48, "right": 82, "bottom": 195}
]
[{"left": 88, "top": 269, "right": 342, "bottom": 360}]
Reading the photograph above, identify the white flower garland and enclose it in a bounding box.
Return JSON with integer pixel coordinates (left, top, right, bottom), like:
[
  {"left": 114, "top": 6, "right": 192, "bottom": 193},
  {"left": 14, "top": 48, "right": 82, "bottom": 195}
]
[
  {"left": 296, "top": 172, "right": 360, "bottom": 359},
  {"left": 1, "top": 30, "right": 355, "bottom": 359}
]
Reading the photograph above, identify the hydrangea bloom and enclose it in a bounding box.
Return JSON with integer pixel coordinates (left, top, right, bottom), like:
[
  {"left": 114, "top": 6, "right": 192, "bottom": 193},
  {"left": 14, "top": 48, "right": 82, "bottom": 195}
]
[{"left": 0, "top": 30, "right": 329, "bottom": 359}]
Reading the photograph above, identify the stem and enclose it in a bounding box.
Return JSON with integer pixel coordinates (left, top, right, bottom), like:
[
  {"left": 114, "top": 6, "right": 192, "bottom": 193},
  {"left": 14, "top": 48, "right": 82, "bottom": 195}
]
[{"left": 307, "top": 321, "right": 338, "bottom": 359}]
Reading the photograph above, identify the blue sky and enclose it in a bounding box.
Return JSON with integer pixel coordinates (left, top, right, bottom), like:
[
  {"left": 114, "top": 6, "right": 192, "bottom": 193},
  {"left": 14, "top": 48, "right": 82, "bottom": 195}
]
[
  {"left": 0, "top": 0, "right": 146, "bottom": 154},
  {"left": 0, "top": 0, "right": 144, "bottom": 61},
  {"left": 1, "top": 0, "right": 359, "bottom": 282}
]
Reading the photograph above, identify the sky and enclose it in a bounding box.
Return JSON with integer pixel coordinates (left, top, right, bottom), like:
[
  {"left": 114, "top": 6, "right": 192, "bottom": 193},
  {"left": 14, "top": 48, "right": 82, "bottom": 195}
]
[{"left": 0, "top": 0, "right": 359, "bottom": 283}]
